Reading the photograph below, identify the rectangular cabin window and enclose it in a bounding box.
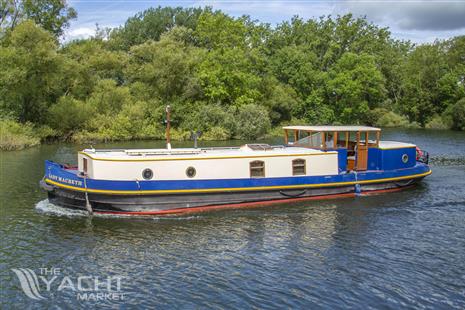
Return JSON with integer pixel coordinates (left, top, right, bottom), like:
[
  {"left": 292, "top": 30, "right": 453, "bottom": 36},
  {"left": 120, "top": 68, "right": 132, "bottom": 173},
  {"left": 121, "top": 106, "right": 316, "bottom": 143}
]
[
  {"left": 336, "top": 132, "right": 348, "bottom": 148},
  {"left": 250, "top": 160, "right": 265, "bottom": 177},
  {"left": 83, "top": 158, "right": 88, "bottom": 174},
  {"left": 292, "top": 159, "right": 306, "bottom": 176}
]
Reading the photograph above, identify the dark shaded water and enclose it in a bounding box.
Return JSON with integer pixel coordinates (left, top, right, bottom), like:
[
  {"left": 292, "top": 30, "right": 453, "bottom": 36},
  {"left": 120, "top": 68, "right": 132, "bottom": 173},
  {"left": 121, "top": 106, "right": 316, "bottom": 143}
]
[{"left": 1, "top": 129, "right": 465, "bottom": 309}]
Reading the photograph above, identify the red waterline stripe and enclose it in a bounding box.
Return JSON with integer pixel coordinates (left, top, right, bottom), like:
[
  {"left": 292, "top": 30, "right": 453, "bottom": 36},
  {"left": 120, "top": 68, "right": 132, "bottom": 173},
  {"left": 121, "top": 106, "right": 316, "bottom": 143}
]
[
  {"left": 94, "top": 192, "right": 356, "bottom": 216},
  {"left": 360, "top": 185, "right": 415, "bottom": 196},
  {"left": 94, "top": 186, "right": 415, "bottom": 217}
]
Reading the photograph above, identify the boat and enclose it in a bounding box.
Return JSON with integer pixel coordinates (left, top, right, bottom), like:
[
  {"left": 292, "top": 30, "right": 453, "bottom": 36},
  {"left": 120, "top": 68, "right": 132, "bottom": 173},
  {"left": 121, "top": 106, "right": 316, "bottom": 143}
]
[{"left": 40, "top": 108, "right": 431, "bottom": 216}]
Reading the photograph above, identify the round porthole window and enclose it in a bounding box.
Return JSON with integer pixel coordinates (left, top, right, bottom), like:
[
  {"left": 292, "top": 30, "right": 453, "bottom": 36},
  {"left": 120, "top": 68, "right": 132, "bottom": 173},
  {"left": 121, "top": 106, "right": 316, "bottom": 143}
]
[
  {"left": 142, "top": 168, "right": 153, "bottom": 180},
  {"left": 402, "top": 154, "right": 409, "bottom": 163},
  {"left": 186, "top": 166, "right": 196, "bottom": 178}
]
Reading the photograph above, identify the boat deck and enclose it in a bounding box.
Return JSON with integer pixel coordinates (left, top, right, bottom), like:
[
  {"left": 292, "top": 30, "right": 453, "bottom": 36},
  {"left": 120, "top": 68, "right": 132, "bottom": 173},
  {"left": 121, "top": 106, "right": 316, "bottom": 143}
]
[{"left": 81, "top": 145, "right": 331, "bottom": 160}]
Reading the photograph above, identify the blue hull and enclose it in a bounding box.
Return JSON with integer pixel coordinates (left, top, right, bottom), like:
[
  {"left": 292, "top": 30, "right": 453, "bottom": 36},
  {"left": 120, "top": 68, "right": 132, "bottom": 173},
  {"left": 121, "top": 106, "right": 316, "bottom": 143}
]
[{"left": 41, "top": 161, "right": 431, "bottom": 215}]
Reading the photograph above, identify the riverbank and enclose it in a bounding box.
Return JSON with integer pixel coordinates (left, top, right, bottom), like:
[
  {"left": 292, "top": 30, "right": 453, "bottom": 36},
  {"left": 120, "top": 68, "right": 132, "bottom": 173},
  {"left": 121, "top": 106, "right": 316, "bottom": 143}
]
[{"left": 1, "top": 115, "right": 460, "bottom": 151}]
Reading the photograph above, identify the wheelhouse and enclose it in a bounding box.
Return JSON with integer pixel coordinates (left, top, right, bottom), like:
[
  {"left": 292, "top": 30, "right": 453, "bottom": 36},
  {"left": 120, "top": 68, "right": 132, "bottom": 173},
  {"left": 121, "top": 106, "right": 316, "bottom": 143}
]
[{"left": 284, "top": 125, "right": 395, "bottom": 172}]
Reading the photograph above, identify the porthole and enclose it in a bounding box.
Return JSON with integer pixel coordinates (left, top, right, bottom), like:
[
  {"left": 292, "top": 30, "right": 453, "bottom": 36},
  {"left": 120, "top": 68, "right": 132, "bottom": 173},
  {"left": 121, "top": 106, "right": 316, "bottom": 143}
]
[
  {"left": 402, "top": 154, "right": 409, "bottom": 163},
  {"left": 142, "top": 168, "right": 153, "bottom": 180},
  {"left": 186, "top": 166, "right": 196, "bottom": 178}
]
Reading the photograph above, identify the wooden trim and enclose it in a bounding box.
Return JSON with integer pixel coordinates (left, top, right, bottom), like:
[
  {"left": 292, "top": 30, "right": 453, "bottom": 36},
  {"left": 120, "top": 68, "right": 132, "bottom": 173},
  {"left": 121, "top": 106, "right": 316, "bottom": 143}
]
[
  {"left": 345, "top": 131, "right": 349, "bottom": 149},
  {"left": 322, "top": 132, "right": 326, "bottom": 150},
  {"left": 333, "top": 131, "right": 338, "bottom": 149},
  {"left": 284, "top": 129, "right": 288, "bottom": 144},
  {"left": 376, "top": 131, "right": 380, "bottom": 148}
]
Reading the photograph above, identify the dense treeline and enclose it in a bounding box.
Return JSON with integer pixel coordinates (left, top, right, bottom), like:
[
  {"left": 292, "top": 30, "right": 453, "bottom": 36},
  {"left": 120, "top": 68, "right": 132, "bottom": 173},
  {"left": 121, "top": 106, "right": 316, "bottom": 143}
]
[{"left": 1, "top": 5, "right": 464, "bottom": 150}]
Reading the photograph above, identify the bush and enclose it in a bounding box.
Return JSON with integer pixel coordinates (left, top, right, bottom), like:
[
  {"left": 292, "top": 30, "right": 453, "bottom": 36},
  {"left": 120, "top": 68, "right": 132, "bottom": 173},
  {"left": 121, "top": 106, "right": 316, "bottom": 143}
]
[
  {"left": 0, "top": 119, "right": 40, "bottom": 150},
  {"left": 201, "top": 126, "right": 230, "bottom": 140},
  {"left": 234, "top": 104, "right": 271, "bottom": 139},
  {"left": 170, "top": 128, "right": 191, "bottom": 141},
  {"left": 266, "top": 126, "right": 286, "bottom": 138},
  {"left": 74, "top": 101, "right": 165, "bottom": 142},
  {"left": 425, "top": 114, "right": 449, "bottom": 129},
  {"left": 48, "top": 96, "right": 95, "bottom": 134},
  {"left": 375, "top": 110, "right": 411, "bottom": 127},
  {"left": 87, "top": 79, "right": 132, "bottom": 114},
  {"left": 445, "top": 97, "right": 465, "bottom": 130},
  {"left": 181, "top": 104, "right": 233, "bottom": 133}
]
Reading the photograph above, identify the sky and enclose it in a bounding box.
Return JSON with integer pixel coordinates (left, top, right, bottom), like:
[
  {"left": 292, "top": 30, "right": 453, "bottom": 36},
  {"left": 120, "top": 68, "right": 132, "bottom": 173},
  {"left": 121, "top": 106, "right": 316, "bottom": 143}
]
[{"left": 66, "top": 0, "right": 465, "bottom": 43}]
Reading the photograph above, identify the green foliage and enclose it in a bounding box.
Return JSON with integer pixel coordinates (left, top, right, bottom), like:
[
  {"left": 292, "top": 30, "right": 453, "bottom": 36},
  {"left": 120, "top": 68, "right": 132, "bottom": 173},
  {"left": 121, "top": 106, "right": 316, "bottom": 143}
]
[
  {"left": 0, "top": 119, "right": 40, "bottom": 150},
  {"left": 374, "top": 110, "right": 411, "bottom": 127},
  {"left": 425, "top": 114, "right": 450, "bottom": 130},
  {"left": 195, "top": 10, "right": 248, "bottom": 49},
  {"left": 60, "top": 39, "right": 128, "bottom": 99},
  {"left": 259, "top": 78, "right": 299, "bottom": 125},
  {"left": 327, "top": 53, "right": 386, "bottom": 124},
  {"left": 87, "top": 79, "right": 132, "bottom": 114},
  {"left": 48, "top": 96, "right": 94, "bottom": 134},
  {"left": 1, "top": 7, "right": 464, "bottom": 151},
  {"left": 197, "top": 48, "right": 261, "bottom": 105},
  {"left": 445, "top": 98, "right": 465, "bottom": 130},
  {"left": 234, "top": 104, "right": 271, "bottom": 139},
  {"left": 181, "top": 104, "right": 233, "bottom": 135},
  {"left": 126, "top": 32, "right": 203, "bottom": 100},
  {"left": 109, "top": 6, "right": 204, "bottom": 50},
  {"left": 0, "top": 0, "right": 76, "bottom": 37},
  {"left": 0, "top": 20, "right": 63, "bottom": 123},
  {"left": 201, "top": 126, "right": 230, "bottom": 140}
]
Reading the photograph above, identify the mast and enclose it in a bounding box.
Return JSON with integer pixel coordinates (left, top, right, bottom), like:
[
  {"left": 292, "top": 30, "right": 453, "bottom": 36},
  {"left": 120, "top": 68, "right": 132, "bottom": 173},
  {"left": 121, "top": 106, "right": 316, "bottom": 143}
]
[{"left": 165, "top": 105, "right": 171, "bottom": 150}]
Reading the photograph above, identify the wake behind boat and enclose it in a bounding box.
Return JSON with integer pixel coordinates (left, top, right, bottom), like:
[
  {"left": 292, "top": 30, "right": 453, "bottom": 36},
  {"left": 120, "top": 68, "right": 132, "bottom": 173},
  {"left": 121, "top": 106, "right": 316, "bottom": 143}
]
[{"left": 40, "top": 108, "right": 431, "bottom": 216}]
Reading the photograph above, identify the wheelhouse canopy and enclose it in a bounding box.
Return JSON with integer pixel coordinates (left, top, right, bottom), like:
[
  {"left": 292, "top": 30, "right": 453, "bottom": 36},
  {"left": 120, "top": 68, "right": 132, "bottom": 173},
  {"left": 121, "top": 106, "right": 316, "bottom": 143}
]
[{"left": 282, "top": 126, "right": 381, "bottom": 132}]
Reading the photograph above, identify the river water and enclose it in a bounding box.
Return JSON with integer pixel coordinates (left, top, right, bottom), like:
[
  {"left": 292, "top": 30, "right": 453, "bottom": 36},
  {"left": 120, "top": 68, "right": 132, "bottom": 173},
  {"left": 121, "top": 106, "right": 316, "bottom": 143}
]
[{"left": 1, "top": 129, "right": 464, "bottom": 308}]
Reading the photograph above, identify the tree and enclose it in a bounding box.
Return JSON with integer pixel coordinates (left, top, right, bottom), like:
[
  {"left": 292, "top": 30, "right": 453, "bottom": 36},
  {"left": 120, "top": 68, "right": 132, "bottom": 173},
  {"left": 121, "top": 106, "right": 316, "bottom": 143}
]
[
  {"left": 48, "top": 96, "right": 94, "bottom": 134},
  {"left": 0, "top": 0, "right": 76, "bottom": 37},
  {"left": 86, "top": 79, "right": 132, "bottom": 114},
  {"left": 60, "top": 39, "right": 128, "bottom": 99},
  {"left": 327, "top": 53, "right": 386, "bottom": 124},
  {"left": 126, "top": 30, "right": 203, "bottom": 101},
  {"left": 258, "top": 77, "right": 300, "bottom": 125},
  {"left": 400, "top": 43, "right": 449, "bottom": 126},
  {"left": 109, "top": 6, "right": 204, "bottom": 50},
  {"left": 195, "top": 10, "right": 248, "bottom": 49},
  {"left": 0, "top": 20, "right": 63, "bottom": 123},
  {"left": 269, "top": 45, "right": 319, "bottom": 99},
  {"left": 445, "top": 97, "right": 465, "bottom": 130},
  {"left": 234, "top": 104, "right": 271, "bottom": 139}
]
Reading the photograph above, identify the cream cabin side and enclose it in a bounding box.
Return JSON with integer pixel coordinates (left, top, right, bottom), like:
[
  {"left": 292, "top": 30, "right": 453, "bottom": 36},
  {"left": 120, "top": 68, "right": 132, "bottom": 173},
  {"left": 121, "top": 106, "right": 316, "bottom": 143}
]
[{"left": 77, "top": 147, "right": 339, "bottom": 181}]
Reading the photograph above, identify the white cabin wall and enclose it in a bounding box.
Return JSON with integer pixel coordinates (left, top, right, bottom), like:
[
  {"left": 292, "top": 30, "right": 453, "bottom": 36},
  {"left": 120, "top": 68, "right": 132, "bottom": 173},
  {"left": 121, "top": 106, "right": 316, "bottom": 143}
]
[{"left": 88, "top": 153, "right": 339, "bottom": 181}]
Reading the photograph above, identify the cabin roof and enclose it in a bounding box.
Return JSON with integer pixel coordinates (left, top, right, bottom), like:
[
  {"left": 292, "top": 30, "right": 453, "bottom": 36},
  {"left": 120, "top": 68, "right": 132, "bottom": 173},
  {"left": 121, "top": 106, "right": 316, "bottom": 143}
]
[
  {"left": 282, "top": 125, "right": 381, "bottom": 132},
  {"left": 80, "top": 146, "right": 336, "bottom": 161}
]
